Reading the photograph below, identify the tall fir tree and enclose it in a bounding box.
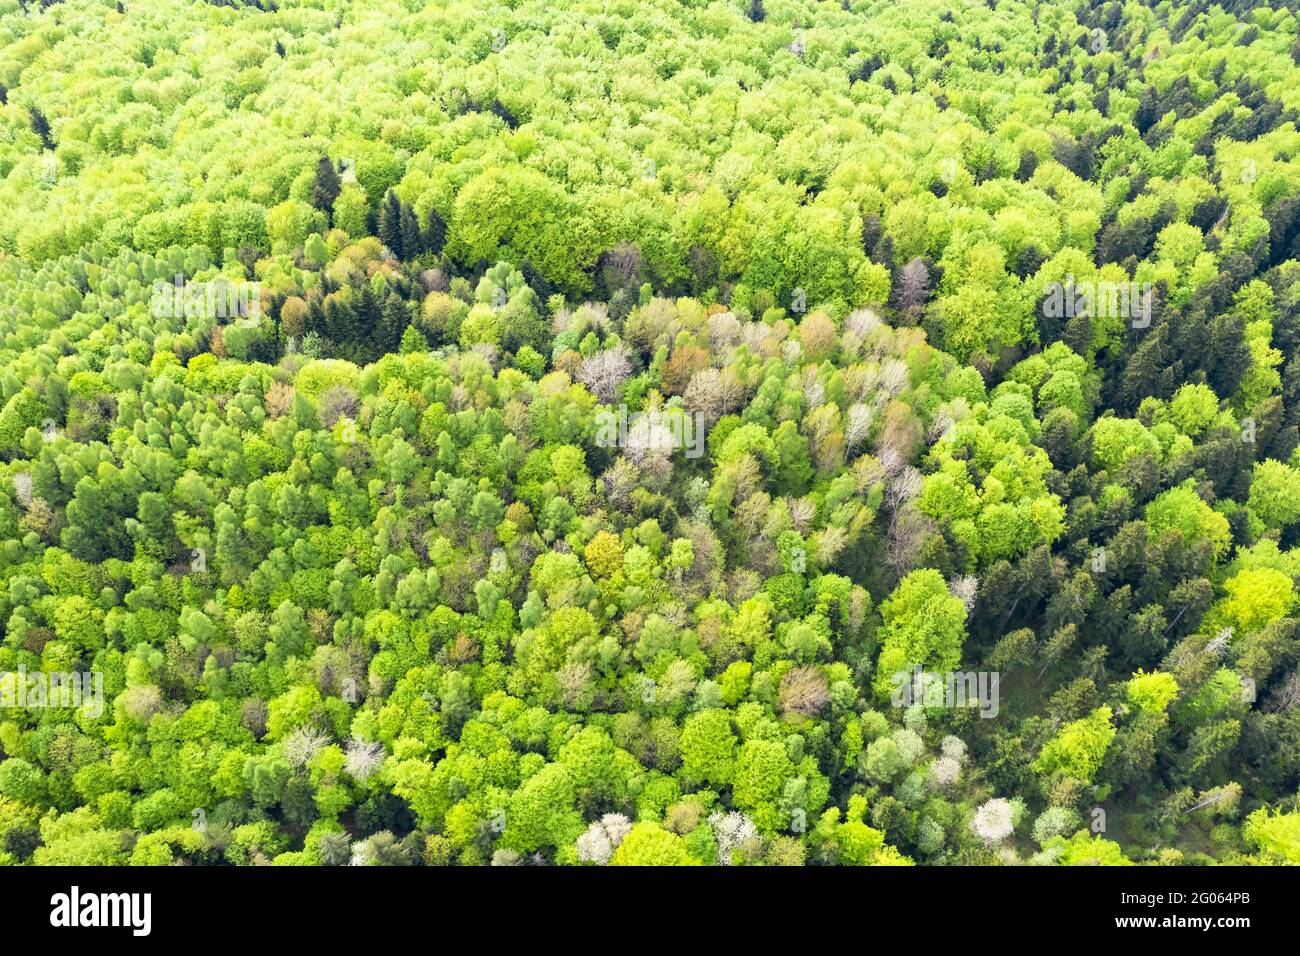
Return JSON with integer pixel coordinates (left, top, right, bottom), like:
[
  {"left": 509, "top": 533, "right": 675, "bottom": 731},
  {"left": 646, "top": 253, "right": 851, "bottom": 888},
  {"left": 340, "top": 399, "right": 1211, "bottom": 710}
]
[
  {"left": 323, "top": 294, "right": 357, "bottom": 344},
  {"left": 424, "top": 206, "right": 447, "bottom": 257},
  {"left": 310, "top": 156, "right": 342, "bottom": 220},
  {"left": 378, "top": 190, "right": 404, "bottom": 258},
  {"left": 374, "top": 293, "right": 409, "bottom": 356},
  {"left": 28, "top": 107, "right": 54, "bottom": 150},
  {"left": 398, "top": 202, "right": 423, "bottom": 261}
]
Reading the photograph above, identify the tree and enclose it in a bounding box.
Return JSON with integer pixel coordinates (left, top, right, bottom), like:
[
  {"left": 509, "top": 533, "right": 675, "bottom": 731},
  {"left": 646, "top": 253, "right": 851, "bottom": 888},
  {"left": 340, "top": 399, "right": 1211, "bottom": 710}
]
[
  {"left": 1243, "top": 808, "right": 1300, "bottom": 864},
  {"left": 1248, "top": 459, "right": 1300, "bottom": 529},
  {"left": 424, "top": 206, "right": 447, "bottom": 257},
  {"left": 378, "top": 190, "right": 406, "bottom": 258},
  {"left": 1033, "top": 706, "right": 1116, "bottom": 783},
  {"left": 679, "top": 709, "right": 737, "bottom": 786},
  {"left": 893, "top": 257, "right": 931, "bottom": 316},
  {"left": 1045, "top": 831, "right": 1132, "bottom": 865},
  {"left": 608, "top": 822, "right": 697, "bottom": 865},
  {"left": 577, "top": 347, "right": 632, "bottom": 403},
  {"left": 731, "top": 738, "right": 797, "bottom": 831},
  {"left": 310, "top": 156, "right": 343, "bottom": 219},
  {"left": 28, "top": 107, "right": 54, "bottom": 150},
  {"left": 399, "top": 202, "right": 423, "bottom": 261},
  {"left": 873, "top": 569, "right": 968, "bottom": 700},
  {"left": 1145, "top": 484, "right": 1232, "bottom": 561}
]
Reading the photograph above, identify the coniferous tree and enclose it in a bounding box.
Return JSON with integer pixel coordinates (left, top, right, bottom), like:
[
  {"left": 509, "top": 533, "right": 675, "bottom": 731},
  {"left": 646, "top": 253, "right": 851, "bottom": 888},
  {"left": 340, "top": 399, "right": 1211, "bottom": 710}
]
[
  {"left": 378, "top": 190, "right": 404, "bottom": 257},
  {"left": 310, "top": 156, "right": 342, "bottom": 220},
  {"left": 424, "top": 206, "right": 447, "bottom": 257},
  {"left": 374, "top": 293, "right": 409, "bottom": 356},
  {"left": 489, "top": 99, "right": 519, "bottom": 129},
  {"left": 28, "top": 107, "right": 54, "bottom": 150},
  {"left": 398, "top": 202, "right": 423, "bottom": 261},
  {"left": 323, "top": 294, "right": 357, "bottom": 344}
]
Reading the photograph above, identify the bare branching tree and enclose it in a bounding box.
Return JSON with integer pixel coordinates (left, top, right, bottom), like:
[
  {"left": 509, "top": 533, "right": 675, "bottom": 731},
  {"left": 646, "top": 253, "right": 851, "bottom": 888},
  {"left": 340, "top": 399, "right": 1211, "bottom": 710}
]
[
  {"left": 846, "top": 402, "right": 874, "bottom": 453},
  {"left": 1267, "top": 671, "right": 1300, "bottom": 712},
  {"left": 948, "top": 574, "right": 979, "bottom": 613},
  {"left": 344, "top": 737, "right": 385, "bottom": 781},
  {"left": 709, "top": 811, "right": 763, "bottom": 865},
  {"left": 577, "top": 345, "right": 633, "bottom": 402},
  {"left": 886, "top": 506, "right": 933, "bottom": 579},
  {"left": 684, "top": 367, "right": 725, "bottom": 426},
  {"left": 893, "top": 257, "right": 931, "bottom": 315},
  {"left": 779, "top": 664, "right": 831, "bottom": 718},
  {"left": 285, "top": 726, "right": 330, "bottom": 769},
  {"left": 575, "top": 813, "right": 633, "bottom": 865}
]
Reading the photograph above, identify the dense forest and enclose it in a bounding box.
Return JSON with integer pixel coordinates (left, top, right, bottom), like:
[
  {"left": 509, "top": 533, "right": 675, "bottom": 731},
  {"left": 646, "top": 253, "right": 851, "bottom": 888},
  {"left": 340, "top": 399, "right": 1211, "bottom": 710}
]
[{"left": 0, "top": 0, "right": 1299, "bottom": 866}]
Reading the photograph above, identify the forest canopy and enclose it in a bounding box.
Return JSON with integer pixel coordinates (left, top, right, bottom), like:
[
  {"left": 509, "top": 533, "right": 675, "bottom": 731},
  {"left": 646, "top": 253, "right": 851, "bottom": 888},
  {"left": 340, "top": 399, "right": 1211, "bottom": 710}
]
[{"left": 0, "top": 0, "right": 1299, "bottom": 866}]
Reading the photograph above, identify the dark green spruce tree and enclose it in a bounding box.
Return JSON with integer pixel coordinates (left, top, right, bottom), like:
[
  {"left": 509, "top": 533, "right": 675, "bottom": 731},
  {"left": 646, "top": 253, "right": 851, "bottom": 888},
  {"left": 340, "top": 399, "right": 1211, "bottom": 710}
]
[{"left": 310, "top": 155, "right": 342, "bottom": 221}]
